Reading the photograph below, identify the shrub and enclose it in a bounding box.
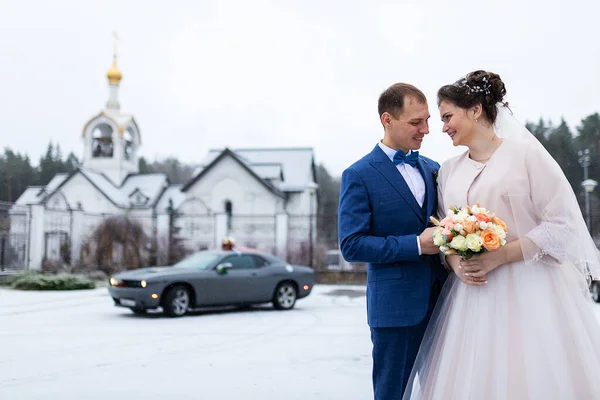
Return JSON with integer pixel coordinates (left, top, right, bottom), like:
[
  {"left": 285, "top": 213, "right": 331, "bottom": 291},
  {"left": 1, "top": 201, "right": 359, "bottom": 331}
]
[
  {"left": 81, "top": 216, "right": 149, "bottom": 275},
  {"left": 11, "top": 272, "right": 95, "bottom": 291}
]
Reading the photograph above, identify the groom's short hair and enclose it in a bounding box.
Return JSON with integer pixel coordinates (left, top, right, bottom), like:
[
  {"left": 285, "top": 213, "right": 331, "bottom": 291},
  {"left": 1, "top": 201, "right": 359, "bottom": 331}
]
[{"left": 378, "top": 83, "right": 427, "bottom": 119}]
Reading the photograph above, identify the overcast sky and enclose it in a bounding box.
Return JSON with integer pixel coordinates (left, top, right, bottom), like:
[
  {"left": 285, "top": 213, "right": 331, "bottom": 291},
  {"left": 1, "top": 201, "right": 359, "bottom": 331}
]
[{"left": 1, "top": 0, "right": 598, "bottom": 177}]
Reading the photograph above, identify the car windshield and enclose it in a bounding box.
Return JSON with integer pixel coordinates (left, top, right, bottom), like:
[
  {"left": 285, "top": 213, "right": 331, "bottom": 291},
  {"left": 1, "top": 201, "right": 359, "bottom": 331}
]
[{"left": 172, "top": 251, "right": 222, "bottom": 270}]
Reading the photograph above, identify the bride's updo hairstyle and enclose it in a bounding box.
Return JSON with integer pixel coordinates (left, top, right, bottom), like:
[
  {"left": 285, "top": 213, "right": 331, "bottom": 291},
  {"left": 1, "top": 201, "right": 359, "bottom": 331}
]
[{"left": 437, "top": 70, "right": 507, "bottom": 124}]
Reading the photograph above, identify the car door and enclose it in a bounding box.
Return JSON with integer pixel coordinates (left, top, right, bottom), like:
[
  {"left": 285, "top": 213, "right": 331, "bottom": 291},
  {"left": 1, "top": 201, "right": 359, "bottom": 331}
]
[
  {"left": 214, "top": 254, "right": 261, "bottom": 304},
  {"left": 248, "top": 255, "right": 280, "bottom": 302}
]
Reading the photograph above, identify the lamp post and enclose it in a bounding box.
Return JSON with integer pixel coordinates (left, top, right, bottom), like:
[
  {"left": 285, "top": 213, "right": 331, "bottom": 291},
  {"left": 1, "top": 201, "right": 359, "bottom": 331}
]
[
  {"left": 307, "top": 182, "right": 318, "bottom": 268},
  {"left": 582, "top": 179, "right": 598, "bottom": 233},
  {"left": 579, "top": 149, "right": 597, "bottom": 233}
]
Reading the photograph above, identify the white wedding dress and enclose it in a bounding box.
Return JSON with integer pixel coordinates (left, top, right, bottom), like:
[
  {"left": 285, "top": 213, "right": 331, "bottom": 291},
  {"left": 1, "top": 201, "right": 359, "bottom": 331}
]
[{"left": 403, "top": 135, "right": 600, "bottom": 399}]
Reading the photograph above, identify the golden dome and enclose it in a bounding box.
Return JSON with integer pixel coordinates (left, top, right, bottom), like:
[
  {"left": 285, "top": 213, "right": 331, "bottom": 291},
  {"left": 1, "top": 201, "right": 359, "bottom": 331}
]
[{"left": 106, "top": 56, "right": 122, "bottom": 85}]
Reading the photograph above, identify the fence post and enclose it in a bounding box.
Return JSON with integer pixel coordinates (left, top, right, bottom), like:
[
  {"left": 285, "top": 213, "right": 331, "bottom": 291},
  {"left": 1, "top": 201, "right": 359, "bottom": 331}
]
[
  {"left": 0, "top": 236, "right": 5, "bottom": 271},
  {"left": 275, "top": 213, "right": 288, "bottom": 260},
  {"left": 214, "top": 213, "right": 228, "bottom": 249},
  {"left": 155, "top": 213, "right": 170, "bottom": 265},
  {"left": 28, "top": 204, "right": 45, "bottom": 270},
  {"left": 149, "top": 211, "right": 157, "bottom": 266},
  {"left": 70, "top": 208, "right": 84, "bottom": 265}
]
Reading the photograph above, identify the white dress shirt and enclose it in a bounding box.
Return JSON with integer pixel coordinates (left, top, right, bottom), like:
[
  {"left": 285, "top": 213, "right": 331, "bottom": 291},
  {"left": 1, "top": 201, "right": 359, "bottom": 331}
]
[
  {"left": 378, "top": 142, "right": 425, "bottom": 255},
  {"left": 378, "top": 142, "right": 426, "bottom": 206}
]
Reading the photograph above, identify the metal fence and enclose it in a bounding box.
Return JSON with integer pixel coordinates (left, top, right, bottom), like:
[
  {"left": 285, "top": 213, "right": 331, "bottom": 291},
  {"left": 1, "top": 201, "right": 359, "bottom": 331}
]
[
  {"left": 44, "top": 208, "right": 72, "bottom": 264},
  {"left": 0, "top": 203, "right": 29, "bottom": 271},
  {"left": 0, "top": 201, "right": 347, "bottom": 271},
  {"left": 176, "top": 213, "right": 215, "bottom": 252},
  {"left": 227, "top": 214, "right": 277, "bottom": 254}
]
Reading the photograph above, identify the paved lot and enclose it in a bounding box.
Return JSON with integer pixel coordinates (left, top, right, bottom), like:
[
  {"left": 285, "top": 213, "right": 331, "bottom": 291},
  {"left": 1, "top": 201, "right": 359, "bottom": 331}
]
[
  {"left": 0, "top": 284, "right": 372, "bottom": 400},
  {"left": 4, "top": 283, "right": 600, "bottom": 400}
]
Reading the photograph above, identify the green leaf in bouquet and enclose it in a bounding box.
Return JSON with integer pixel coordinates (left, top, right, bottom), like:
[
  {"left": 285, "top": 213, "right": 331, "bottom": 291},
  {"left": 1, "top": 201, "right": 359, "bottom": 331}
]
[{"left": 459, "top": 250, "right": 474, "bottom": 260}]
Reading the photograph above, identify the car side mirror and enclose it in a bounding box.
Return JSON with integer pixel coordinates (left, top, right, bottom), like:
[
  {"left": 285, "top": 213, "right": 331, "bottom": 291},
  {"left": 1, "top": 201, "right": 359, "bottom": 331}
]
[{"left": 217, "top": 262, "right": 233, "bottom": 275}]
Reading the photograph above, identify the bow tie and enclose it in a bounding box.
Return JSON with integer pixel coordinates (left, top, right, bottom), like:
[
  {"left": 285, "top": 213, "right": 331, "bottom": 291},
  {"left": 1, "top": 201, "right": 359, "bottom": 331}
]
[{"left": 393, "top": 150, "right": 419, "bottom": 167}]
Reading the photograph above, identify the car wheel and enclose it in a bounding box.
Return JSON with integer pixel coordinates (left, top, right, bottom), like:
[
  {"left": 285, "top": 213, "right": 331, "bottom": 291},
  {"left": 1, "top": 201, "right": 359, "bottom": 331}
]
[
  {"left": 163, "top": 285, "right": 191, "bottom": 317},
  {"left": 272, "top": 282, "right": 297, "bottom": 310},
  {"left": 592, "top": 282, "right": 600, "bottom": 303},
  {"left": 130, "top": 308, "right": 146, "bottom": 315}
]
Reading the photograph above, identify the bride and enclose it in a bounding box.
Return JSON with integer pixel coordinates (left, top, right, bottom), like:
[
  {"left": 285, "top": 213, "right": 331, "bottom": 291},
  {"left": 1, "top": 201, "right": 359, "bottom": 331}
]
[{"left": 404, "top": 70, "right": 600, "bottom": 399}]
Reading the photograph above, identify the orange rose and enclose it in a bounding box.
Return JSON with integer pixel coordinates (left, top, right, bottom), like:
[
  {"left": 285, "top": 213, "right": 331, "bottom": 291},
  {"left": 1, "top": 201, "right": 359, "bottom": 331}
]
[
  {"left": 462, "top": 220, "right": 477, "bottom": 234},
  {"left": 492, "top": 216, "right": 508, "bottom": 232},
  {"left": 481, "top": 229, "right": 501, "bottom": 251},
  {"left": 475, "top": 214, "right": 490, "bottom": 223}
]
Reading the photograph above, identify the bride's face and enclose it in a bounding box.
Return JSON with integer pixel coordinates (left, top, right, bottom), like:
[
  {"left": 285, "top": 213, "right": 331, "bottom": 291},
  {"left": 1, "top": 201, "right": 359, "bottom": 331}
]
[{"left": 439, "top": 101, "right": 476, "bottom": 147}]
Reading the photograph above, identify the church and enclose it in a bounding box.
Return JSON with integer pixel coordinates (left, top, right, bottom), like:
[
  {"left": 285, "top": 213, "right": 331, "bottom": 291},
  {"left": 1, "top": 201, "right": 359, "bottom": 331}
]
[{"left": 12, "top": 53, "right": 318, "bottom": 270}]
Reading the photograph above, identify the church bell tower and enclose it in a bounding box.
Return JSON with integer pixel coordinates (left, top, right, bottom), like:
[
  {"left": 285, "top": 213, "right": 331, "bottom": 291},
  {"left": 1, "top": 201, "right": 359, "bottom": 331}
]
[{"left": 80, "top": 34, "right": 141, "bottom": 185}]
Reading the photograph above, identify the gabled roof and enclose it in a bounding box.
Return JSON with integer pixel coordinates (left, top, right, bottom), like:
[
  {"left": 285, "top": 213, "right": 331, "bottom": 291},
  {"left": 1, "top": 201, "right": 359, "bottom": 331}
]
[
  {"left": 128, "top": 188, "right": 150, "bottom": 206},
  {"left": 44, "top": 168, "right": 128, "bottom": 208},
  {"left": 154, "top": 184, "right": 186, "bottom": 212},
  {"left": 197, "top": 147, "right": 316, "bottom": 192},
  {"left": 15, "top": 167, "right": 170, "bottom": 211},
  {"left": 181, "top": 148, "right": 285, "bottom": 197},
  {"left": 251, "top": 163, "right": 284, "bottom": 181},
  {"left": 45, "top": 174, "right": 69, "bottom": 194},
  {"left": 15, "top": 187, "right": 44, "bottom": 206},
  {"left": 121, "top": 173, "right": 169, "bottom": 207}
]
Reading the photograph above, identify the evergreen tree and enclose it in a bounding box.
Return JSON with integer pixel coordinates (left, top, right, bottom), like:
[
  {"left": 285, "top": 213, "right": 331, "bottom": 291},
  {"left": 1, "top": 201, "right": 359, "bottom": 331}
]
[
  {"left": 545, "top": 118, "right": 579, "bottom": 191},
  {"left": 166, "top": 198, "right": 186, "bottom": 264},
  {"left": 316, "top": 163, "right": 340, "bottom": 248}
]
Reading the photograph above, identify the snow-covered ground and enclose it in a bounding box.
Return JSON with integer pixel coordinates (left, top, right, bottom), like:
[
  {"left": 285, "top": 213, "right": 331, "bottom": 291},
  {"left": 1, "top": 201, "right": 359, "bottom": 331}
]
[
  {"left": 3, "top": 284, "right": 600, "bottom": 400},
  {"left": 0, "top": 284, "right": 373, "bottom": 400}
]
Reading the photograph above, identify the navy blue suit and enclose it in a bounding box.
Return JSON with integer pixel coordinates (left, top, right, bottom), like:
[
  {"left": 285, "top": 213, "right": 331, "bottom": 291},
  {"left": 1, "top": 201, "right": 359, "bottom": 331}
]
[{"left": 338, "top": 145, "right": 447, "bottom": 399}]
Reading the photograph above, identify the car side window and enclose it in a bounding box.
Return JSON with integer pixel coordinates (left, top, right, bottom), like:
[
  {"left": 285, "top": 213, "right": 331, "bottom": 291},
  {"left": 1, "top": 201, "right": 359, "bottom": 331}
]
[
  {"left": 222, "top": 255, "right": 256, "bottom": 270},
  {"left": 251, "top": 255, "right": 270, "bottom": 267}
]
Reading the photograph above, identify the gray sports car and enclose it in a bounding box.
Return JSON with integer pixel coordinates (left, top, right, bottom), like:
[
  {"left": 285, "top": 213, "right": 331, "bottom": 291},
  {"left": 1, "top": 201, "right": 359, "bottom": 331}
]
[{"left": 108, "top": 249, "right": 315, "bottom": 317}]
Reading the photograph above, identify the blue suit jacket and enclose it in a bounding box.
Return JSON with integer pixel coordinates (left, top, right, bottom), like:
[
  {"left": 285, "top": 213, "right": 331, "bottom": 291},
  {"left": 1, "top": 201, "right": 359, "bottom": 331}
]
[{"left": 338, "top": 145, "right": 447, "bottom": 328}]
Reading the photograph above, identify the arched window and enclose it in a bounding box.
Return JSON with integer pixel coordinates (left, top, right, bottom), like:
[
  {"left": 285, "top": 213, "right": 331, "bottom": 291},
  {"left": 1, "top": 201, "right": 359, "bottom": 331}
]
[
  {"left": 91, "top": 123, "right": 114, "bottom": 158},
  {"left": 224, "top": 200, "right": 233, "bottom": 230},
  {"left": 123, "top": 129, "right": 133, "bottom": 160}
]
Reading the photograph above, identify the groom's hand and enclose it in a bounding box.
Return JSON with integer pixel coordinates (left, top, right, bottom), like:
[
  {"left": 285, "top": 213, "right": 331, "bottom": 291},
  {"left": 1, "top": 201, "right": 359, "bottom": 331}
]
[{"left": 419, "top": 227, "right": 440, "bottom": 255}]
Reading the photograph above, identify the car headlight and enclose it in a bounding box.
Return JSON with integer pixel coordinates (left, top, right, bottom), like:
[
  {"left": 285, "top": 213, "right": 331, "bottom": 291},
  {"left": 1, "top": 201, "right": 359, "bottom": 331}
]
[
  {"left": 141, "top": 280, "right": 147, "bottom": 288},
  {"left": 109, "top": 277, "right": 119, "bottom": 286}
]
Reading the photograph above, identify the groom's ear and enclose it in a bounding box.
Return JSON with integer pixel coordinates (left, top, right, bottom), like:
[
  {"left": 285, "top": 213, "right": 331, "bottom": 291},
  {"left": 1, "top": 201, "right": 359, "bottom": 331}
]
[{"left": 381, "top": 112, "right": 392, "bottom": 127}]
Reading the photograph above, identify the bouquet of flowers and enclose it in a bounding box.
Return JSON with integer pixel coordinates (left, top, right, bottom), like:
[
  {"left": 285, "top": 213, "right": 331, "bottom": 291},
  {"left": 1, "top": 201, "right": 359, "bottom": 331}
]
[{"left": 430, "top": 204, "right": 508, "bottom": 260}]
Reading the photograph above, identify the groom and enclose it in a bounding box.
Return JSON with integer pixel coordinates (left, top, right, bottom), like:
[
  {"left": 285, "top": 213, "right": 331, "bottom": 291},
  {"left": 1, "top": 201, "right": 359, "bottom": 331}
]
[{"left": 338, "top": 83, "right": 447, "bottom": 399}]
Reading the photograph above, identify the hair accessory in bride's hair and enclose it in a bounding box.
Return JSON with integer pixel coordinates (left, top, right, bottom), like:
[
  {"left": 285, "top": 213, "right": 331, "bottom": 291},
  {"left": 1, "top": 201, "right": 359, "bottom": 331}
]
[
  {"left": 459, "top": 76, "right": 491, "bottom": 95},
  {"left": 501, "top": 101, "right": 513, "bottom": 115}
]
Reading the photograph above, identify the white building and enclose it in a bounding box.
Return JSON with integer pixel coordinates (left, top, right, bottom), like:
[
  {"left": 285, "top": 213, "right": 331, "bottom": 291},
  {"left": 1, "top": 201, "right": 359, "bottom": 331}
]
[{"left": 11, "top": 54, "right": 318, "bottom": 270}]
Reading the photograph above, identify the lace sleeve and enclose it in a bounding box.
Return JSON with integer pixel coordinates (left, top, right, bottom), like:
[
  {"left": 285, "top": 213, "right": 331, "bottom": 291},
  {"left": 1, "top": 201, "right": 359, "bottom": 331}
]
[{"left": 521, "top": 141, "right": 593, "bottom": 272}]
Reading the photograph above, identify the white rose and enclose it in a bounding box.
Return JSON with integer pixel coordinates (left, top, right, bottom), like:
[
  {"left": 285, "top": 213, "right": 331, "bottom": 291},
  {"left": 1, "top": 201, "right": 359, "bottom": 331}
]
[
  {"left": 447, "top": 209, "right": 455, "bottom": 217},
  {"left": 493, "top": 224, "right": 506, "bottom": 239},
  {"left": 471, "top": 206, "right": 479, "bottom": 214},
  {"left": 479, "top": 222, "right": 488, "bottom": 230},
  {"left": 433, "top": 231, "right": 446, "bottom": 247},
  {"left": 439, "top": 245, "right": 450, "bottom": 254},
  {"left": 452, "top": 214, "right": 460, "bottom": 223},
  {"left": 450, "top": 235, "right": 468, "bottom": 251},
  {"left": 466, "top": 233, "right": 483, "bottom": 252},
  {"left": 454, "top": 223, "right": 463, "bottom": 232},
  {"left": 467, "top": 216, "right": 477, "bottom": 223},
  {"left": 457, "top": 211, "right": 469, "bottom": 221}
]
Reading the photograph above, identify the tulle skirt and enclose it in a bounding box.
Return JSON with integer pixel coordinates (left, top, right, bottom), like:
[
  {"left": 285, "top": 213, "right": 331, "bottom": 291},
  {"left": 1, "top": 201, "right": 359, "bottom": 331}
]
[{"left": 403, "top": 261, "right": 600, "bottom": 400}]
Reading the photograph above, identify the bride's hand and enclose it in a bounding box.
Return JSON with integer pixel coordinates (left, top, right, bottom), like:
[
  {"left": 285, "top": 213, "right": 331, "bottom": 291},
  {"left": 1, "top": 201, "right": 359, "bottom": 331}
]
[
  {"left": 447, "top": 255, "right": 487, "bottom": 286},
  {"left": 460, "top": 249, "right": 507, "bottom": 281}
]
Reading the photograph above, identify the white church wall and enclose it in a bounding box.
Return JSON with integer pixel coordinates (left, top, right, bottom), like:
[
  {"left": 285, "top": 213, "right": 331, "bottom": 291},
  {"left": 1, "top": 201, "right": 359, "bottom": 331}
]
[
  {"left": 285, "top": 190, "right": 316, "bottom": 216},
  {"left": 185, "top": 156, "right": 283, "bottom": 215},
  {"left": 49, "top": 173, "right": 121, "bottom": 214}
]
